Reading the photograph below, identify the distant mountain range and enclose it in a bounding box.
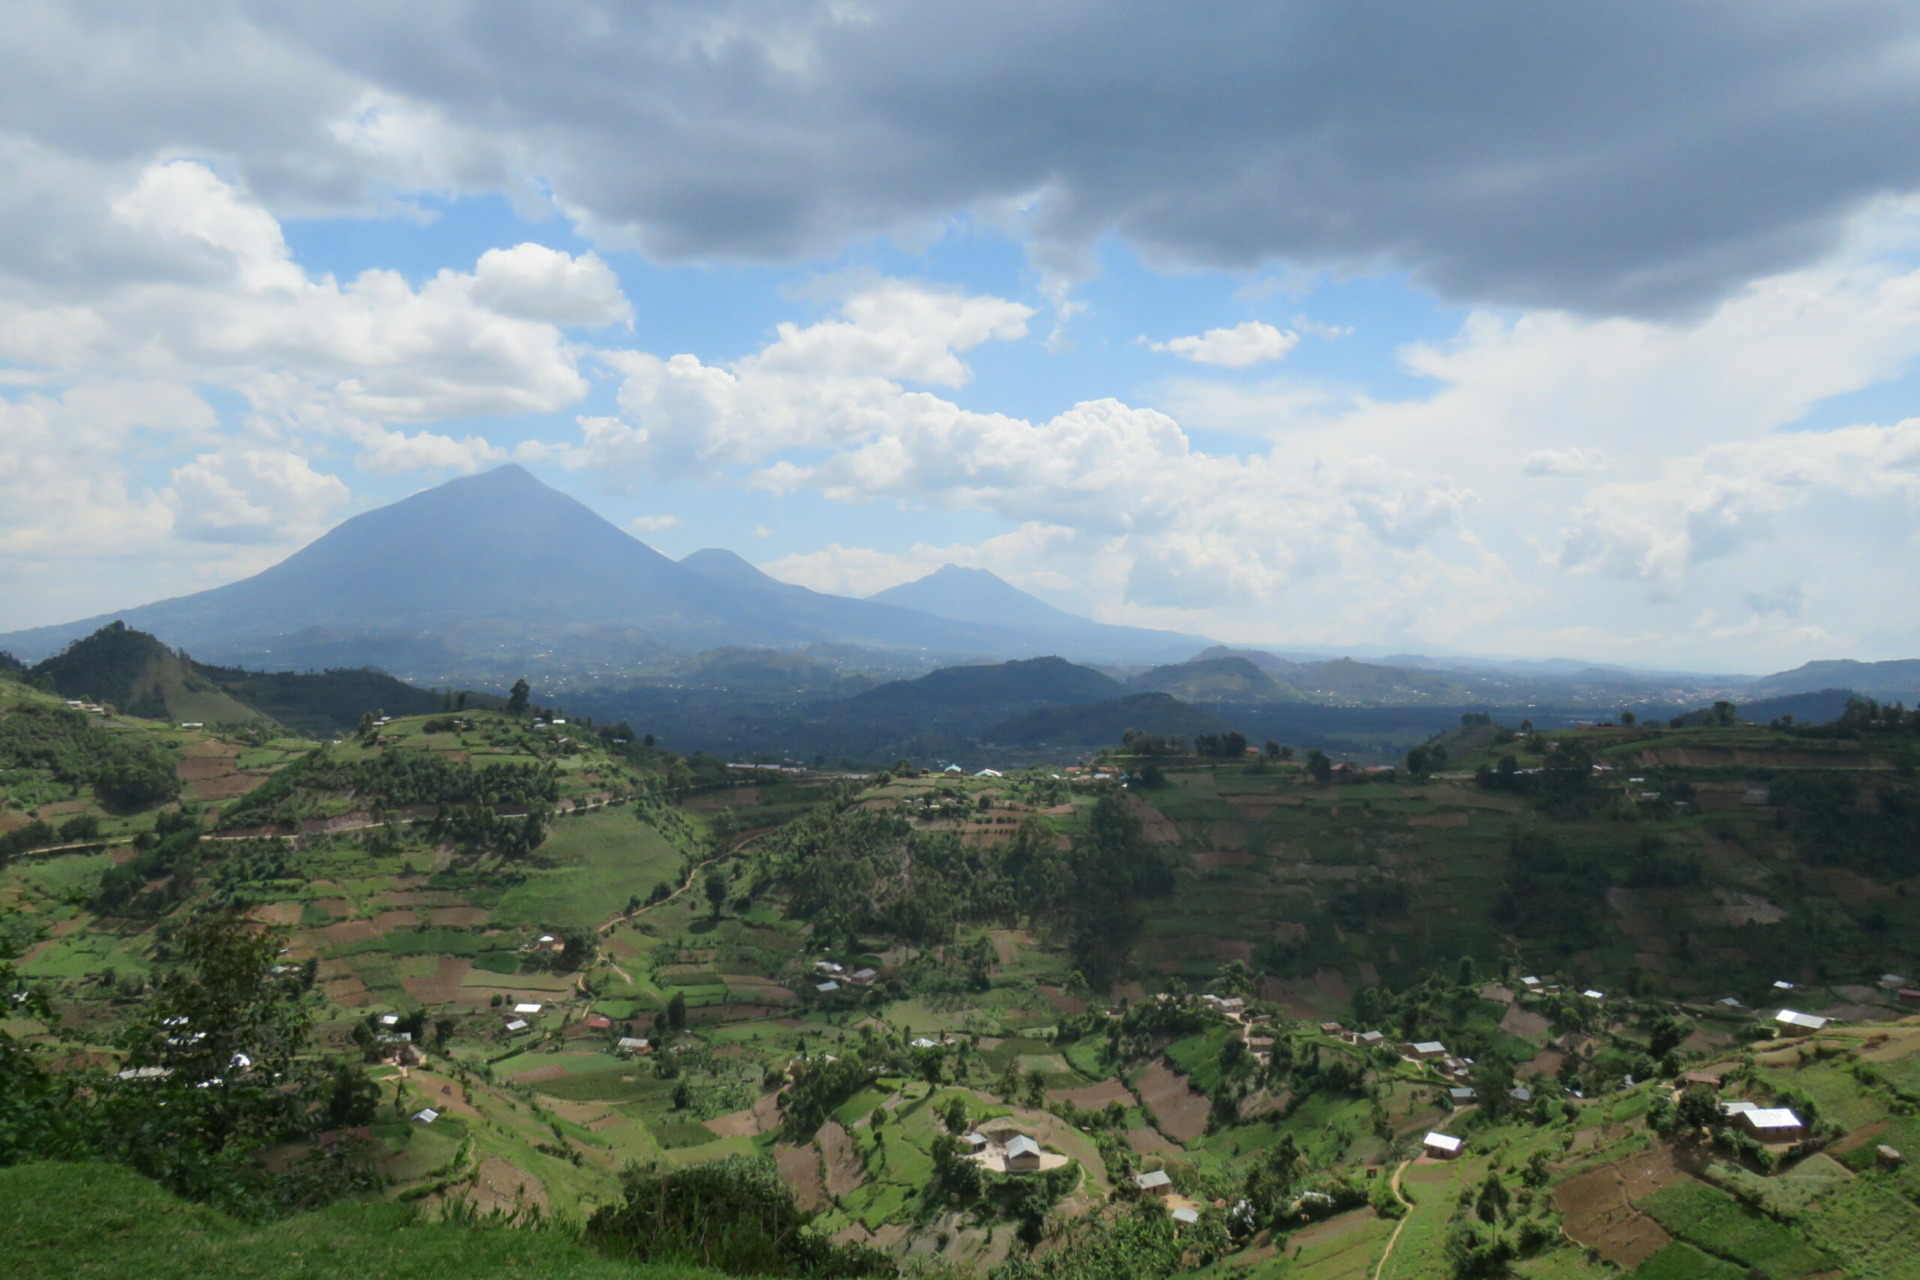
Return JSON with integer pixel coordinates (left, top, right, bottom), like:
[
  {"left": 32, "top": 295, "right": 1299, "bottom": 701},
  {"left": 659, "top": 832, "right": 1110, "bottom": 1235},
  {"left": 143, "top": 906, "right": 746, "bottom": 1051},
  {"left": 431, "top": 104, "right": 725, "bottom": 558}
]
[
  {"left": 0, "top": 465, "right": 1909, "bottom": 711},
  {"left": 0, "top": 465, "right": 1206, "bottom": 674}
]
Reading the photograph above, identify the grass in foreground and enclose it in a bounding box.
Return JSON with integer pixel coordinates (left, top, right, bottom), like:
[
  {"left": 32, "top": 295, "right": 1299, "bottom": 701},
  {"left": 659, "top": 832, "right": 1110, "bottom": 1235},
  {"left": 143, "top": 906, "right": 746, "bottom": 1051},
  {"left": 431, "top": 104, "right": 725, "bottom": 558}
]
[{"left": 0, "top": 1162, "right": 747, "bottom": 1280}]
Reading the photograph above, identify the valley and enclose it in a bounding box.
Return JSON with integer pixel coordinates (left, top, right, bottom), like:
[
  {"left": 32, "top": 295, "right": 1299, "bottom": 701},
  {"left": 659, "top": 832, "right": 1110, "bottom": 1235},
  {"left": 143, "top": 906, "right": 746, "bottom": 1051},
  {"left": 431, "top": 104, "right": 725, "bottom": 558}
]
[{"left": 4, "top": 646, "right": 1919, "bottom": 1279}]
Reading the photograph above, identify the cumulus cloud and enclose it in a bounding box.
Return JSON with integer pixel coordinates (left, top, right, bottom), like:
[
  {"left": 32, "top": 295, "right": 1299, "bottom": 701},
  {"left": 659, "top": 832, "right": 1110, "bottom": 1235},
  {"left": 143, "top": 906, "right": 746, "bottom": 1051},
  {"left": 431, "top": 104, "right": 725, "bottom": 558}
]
[
  {"left": 0, "top": 159, "right": 622, "bottom": 455},
  {"left": 561, "top": 278, "right": 1484, "bottom": 630},
  {"left": 629, "top": 513, "right": 681, "bottom": 532},
  {"left": 1523, "top": 447, "right": 1611, "bottom": 476},
  {"left": 0, "top": 2, "right": 1904, "bottom": 314},
  {"left": 1149, "top": 321, "right": 1299, "bottom": 367},
  {"left": 168, "top": 448, "right": 350, "bottom": 543}
]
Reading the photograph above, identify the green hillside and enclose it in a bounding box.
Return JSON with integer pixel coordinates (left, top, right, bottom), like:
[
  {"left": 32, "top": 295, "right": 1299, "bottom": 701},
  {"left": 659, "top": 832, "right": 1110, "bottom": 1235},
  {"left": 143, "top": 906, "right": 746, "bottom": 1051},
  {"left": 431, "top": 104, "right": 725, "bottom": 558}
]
[
  {"left": 5, "top": 692, "right": 1920, "bottom": 1279},
  {"left": 32, "top": 622, "right": 267, "bottom": 726},
  {"left": 0, "top": 1163, "right": 744, "bottom": 1280}
]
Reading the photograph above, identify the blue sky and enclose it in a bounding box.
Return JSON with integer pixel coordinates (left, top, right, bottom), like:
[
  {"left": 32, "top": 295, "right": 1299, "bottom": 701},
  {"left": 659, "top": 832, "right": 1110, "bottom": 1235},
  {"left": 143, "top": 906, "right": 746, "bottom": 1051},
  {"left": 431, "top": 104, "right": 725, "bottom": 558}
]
[{"left": 3, "top": 2, "right": 1920, "bottom": 671}]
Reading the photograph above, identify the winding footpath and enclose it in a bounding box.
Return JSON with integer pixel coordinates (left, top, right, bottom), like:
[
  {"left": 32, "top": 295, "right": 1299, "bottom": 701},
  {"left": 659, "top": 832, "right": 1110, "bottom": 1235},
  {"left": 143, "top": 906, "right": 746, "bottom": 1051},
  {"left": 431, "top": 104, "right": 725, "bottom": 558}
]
[{"left": 1372, "top": 1159, "right": 1414, "bottom": 1280}]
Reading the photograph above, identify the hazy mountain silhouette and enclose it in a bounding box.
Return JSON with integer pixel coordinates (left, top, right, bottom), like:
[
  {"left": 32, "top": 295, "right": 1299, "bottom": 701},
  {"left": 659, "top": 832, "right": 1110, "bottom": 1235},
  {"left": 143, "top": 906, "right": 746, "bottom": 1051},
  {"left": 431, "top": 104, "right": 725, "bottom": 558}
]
[
  {"left": 867, "top": 564, "right": 1204, "bottom": 661},
  {"left": 0, "top": 466, "right": 1211, "bottom": 669}
]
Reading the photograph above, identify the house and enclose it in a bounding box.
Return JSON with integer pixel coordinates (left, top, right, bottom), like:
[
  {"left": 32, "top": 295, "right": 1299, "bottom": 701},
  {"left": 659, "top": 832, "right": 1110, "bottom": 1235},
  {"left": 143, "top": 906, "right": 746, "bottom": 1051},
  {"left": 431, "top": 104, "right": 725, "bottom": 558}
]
[
  {"left": 910, "top": 1037, "right": 938, "bottom": 1049},
  {"left": 1134, "top": 1170, "right": 1173, "bottom": 1193},
  {"left": 1509, "top": 1086, "right": 1533, "bottom": 1103},
  {"left": 1681, "top": 1071, "right": 1723, "bottom": 1087},
  {"left": 1170, "top": 1207, "right": 1200, "bottom": 1225},
  {"left": 1716, "top": 997, "right": 1744, "bottom": 1009},
  {"left": 943, "top": 764, "right": 964, "bottom": 774},
  {"left": 1356, "top": 1030, "right": 1385, "bottom": 1047},
  {"left": 1449, "top": 1087, "right": 1477, "bottom": 1104},
  {"left": 1900, "top": 988, "right": 1920, "bottom": 1004},
  {"left": 1581, "top": 989, "right": 1605, "bottom": 1001},
  {"left": 1004, "top": 1134, "right": 1044, "bottom": 1173},
  {"left": 962, "top": 1133, "right": 989, "bottom": 1152},
  {"left": 412, "top": 1108, "right": 439, "bottom": 1124},
  {"left": 815, "top": 961, "right": 846, "bottom": 976},
  {"left": 1320, "top": 1022, "right": 1343, "bottom": 1036},
  {"left": 1519, "top": 976, "right": 1542, "bottom": 989},
  {"left": 379, "top": 1014, "right": 400, "bottom": 1027},
  {"left": 1736, "top": 1107, "right": 1805, "bottom": 1142},
  {"left": 848, "top": 968, "right": 879, "bottom": 986},
  {"left": 975, "top": 769, "right": 1003, "bottom": 778},
  {"left": 113, "top": 1066, "right": 171, "bottom": 1083},
  {"left": 513, "top": 1002, "right": 543, "bottom": 1016},
  {"left": 587, "top": 1016, "right": 612, "bottom": 1031},
  {"left": 1772, "top": 980, "right": 1796, "bottom": 992},
  {"left": 1403, "top": 1041, "right": 1446, "bottom": 1060},
  {"left": 616, "top": 1036, "right": 650, "bottom": 1054},
  {"left": 1879, "top": 974, "right": 1909, "bottom": 991},
  {"left": 504, "top": 1018, "right": 529, "bottom": 1033},
  {"left": 815, "top": 981, "right": 841, "bottom": 993},
  {"left": 1423, "top": 1132, "right": 1464, "bottom": 1160},
  {"left": 1774, "top": 1009, "right": 1829, "bottom": 1032}
]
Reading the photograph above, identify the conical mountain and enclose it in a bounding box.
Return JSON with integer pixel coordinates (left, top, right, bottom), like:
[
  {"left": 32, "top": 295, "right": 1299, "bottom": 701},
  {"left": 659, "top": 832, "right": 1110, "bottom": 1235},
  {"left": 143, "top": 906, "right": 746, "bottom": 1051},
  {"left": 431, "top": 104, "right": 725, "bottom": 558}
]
[
  {"left": 0, "top": 465, "right": 795, "bottom": 660},
  {"left": 0, "top": 467, "right": 1217, "bottom": 671},
  {"left": 867, "top": 565, "right": 1205, "bottom": 660}
]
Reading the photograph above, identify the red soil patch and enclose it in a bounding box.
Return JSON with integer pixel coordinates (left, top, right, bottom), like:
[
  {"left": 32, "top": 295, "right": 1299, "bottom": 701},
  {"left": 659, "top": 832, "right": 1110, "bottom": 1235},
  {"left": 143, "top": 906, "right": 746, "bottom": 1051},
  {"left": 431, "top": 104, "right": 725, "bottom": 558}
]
[
  {"left": 511, "top": 1063, "right": 570, "bottom": 1084},
  {"left": 1049, "top": 1078, "right": 1137, "bottom": 1110},
  {"left": 247, "top": 901, "right": 302, "bottom": 926},
  {"left": 1552, "top": 1142, "right": 1689, "bottom": 1270},
  {"left": 428, "top": 906, "right": 489, "bottom": 926},
  {"left": 704, "top": 1092, "right": 782, "bottom": 1137},
  {"left": 322, "top": 919, "right": 378, "bottom": 946},
  {"left": 1135, "top": 1060, "right": 1209, "bottom": 1144},
  {"left": 400, "top": 956, "right": 471, "bottom": 1006},
  {"left": 818, "top": 1121, "right": 866, "bottom": 1197},
  {"left": 1122, "top": 794, "right": 1181, "bottom": 845},
  {"left": 1125, "top": 1126, "right": 1183, "bottom": 1157},
  {"left": 1191, "top": 850, "right": 1255, "bottom": 870},
  {"left": 371, "top": 909, "right": 422, "bottom": 932},
  {"left": 1228, "top": 796, "right": 1280, "bottom": 819},
  {"left": 310, "top": 898, "right": 351, "bottom": 920},
  {"left": 322, "top": 975, "right": 371, "bottom": 1004},
  {"left": 1407, "top": 811, "right": 1468, "bottom": 828},
  {"left": 1038, "top": 984, "right": 1088, "bottom": 1016},
  {"left": 186, "top": 772, "right": 265, "bottom": 802},
  {"left": 1499, "top": 1004, "right": 1551, "bottom": 1040},
  {"left": 776, "top": 1142, "right": 828, "bottom": 1211},
  {"left": 463, "top": 1156, "right": 549, "bottom": 1216}
]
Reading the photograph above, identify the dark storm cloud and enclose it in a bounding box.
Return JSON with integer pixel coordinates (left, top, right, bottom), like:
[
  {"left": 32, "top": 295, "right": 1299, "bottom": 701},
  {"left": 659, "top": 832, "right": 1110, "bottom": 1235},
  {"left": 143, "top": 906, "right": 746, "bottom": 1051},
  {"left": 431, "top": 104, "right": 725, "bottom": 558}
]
[{"left": 14, "top": 1, "right": 1920, "bottom": 314}]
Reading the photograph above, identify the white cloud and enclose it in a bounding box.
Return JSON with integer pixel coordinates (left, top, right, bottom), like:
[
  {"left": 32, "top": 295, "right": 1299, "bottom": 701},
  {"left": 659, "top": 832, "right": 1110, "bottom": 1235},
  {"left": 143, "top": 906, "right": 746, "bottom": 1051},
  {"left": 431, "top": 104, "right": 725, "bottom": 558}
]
[
  {"left": 168, "top": 448, "right": 350, "bottom": 544},
  {"left": 1523, "top": 447, "right": 1611, "bottom": 476},
  {"left": 1149, "top": 321, "right": 1299, "bottom": 367},
  {"left": 629, "top": 513, "right": 681, "bottom": 532},
  {"left": 0, "top": 160, "right": 619, "bottom": 439},
  {"left": 470, "top": 243, "right": 632, "bottom": 327}
]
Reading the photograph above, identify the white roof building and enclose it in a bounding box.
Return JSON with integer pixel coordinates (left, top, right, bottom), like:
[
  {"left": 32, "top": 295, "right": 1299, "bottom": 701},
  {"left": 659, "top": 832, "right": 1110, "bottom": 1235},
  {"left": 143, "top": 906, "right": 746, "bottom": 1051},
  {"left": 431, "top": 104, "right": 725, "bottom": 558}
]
[
  {"left": 1170, "top": 1207, "right": 1200, "bottom": 1225},
  {"left": 1774, "top": 1009, "right": 1829, "bottom": 1031},
  {"left": 910, "top": 1037, "right": 937, "bottom": 1049},
  {"left": 1423, "top": 1132, "right": 1464, "bottom": 1157},
  {"left": 1005, "top": 1135, "right": 1041, "bottom": 1160},
  {"left": 504, "top": 1018, "right": 529, "bottom": 1033},
  {"left": 1134, "top": 1170, "right": 1173, "bottom": 1191},
  {"left": 412, "top": 1108, "right": 439, "bottom": 1124},
  {"left": 816, "top": 981, "right": 841, "bottom": 993},
  {"left": 513, "top": 1002, "right": 543, "bottom": 1015}
]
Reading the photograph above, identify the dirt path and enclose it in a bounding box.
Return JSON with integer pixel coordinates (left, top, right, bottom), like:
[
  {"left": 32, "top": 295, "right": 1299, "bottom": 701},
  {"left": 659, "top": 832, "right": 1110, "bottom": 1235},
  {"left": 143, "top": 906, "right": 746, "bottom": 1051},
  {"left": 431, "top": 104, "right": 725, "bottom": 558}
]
[
  {"left": 596, "top": 826, "right": 768, "bottom": 935},
  {"left": 1372, "top": 1160, "right": 1412, "bottom": 1280}
]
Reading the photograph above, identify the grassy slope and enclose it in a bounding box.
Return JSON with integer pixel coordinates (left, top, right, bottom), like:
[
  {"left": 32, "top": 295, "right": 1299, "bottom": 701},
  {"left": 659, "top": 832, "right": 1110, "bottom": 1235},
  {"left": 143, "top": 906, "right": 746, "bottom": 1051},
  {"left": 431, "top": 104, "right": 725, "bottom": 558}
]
[{"left": 0, "top": 1162, "right": 746, "bottom": 1280}]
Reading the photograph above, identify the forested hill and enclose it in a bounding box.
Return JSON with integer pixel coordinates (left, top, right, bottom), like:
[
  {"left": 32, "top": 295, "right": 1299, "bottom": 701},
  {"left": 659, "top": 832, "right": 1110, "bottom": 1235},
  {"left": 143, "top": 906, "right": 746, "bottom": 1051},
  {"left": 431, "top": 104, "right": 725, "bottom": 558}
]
[
  {"left": 24, "top": 622, "right": 487, "bottom": 735},
  {"left": 31, "top": 621, "right": 265, "bottom": 726}
]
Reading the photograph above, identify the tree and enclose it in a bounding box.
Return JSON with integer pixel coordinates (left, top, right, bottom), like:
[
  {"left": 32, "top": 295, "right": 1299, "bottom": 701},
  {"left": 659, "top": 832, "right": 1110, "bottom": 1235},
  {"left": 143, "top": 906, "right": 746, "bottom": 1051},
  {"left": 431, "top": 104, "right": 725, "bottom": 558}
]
[
  {"left": 507, "top": 679, "right": 531, "bottom": 716},
  {"left": 704, "top": 871, "right": 729, "bottom": 919},
  {"left": 667, "top": 990, "right": 688, "bottom": 1031},
  {"left": 1306, "top": 749, "right": 1334, "bottom": 785}
]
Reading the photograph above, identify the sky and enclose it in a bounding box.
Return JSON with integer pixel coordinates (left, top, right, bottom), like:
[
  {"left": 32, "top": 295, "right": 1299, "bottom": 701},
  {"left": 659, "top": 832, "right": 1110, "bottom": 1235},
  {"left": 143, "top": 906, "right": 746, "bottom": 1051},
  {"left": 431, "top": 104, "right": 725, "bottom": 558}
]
[{"left": 3, "top": 2, "right": 1920, "bottom": 673}]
